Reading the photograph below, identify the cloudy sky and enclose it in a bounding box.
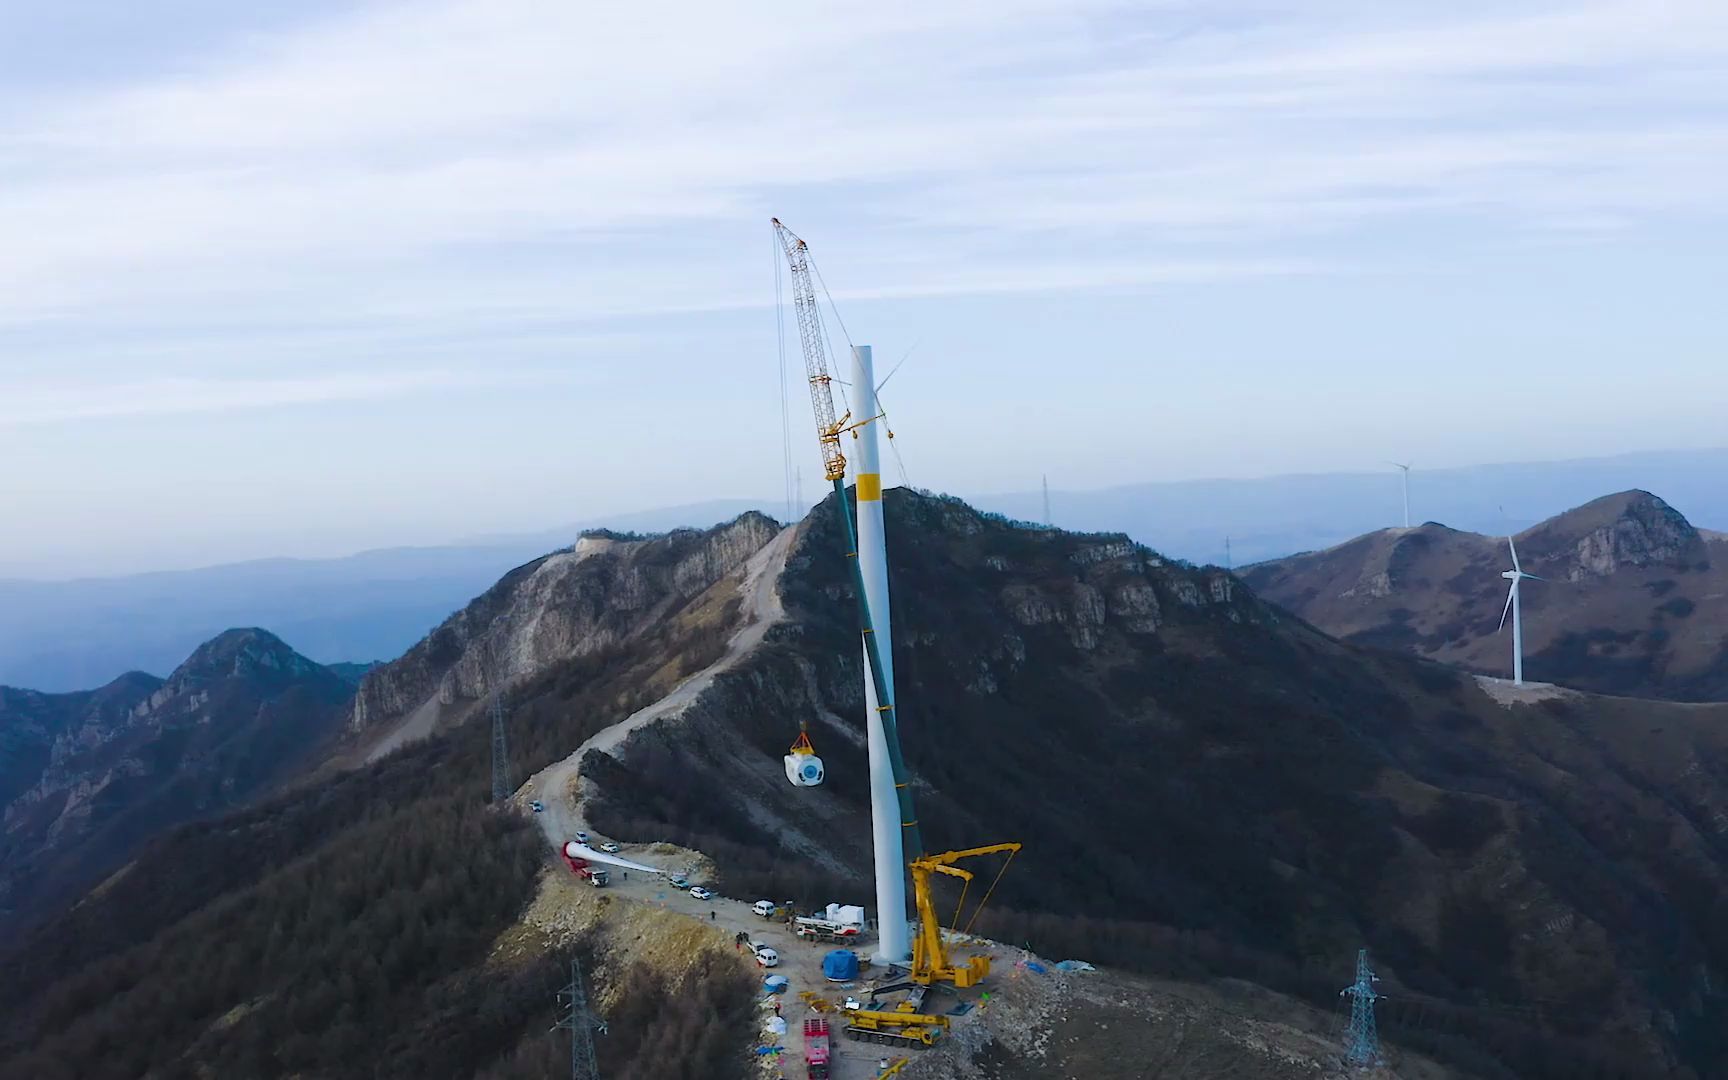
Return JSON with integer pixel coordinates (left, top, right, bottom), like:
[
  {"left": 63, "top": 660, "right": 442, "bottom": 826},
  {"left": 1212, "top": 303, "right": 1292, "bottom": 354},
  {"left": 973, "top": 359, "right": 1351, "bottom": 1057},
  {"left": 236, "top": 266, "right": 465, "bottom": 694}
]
[{"left": 3, "top": 0, "right": 1725, "bottom": 576}]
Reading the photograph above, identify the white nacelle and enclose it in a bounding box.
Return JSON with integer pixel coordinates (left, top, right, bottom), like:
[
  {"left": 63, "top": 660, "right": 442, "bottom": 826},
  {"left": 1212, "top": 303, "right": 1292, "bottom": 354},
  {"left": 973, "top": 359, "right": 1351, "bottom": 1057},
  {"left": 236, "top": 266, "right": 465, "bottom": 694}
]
[{"left": 784, "top": 752, "right": 825, "bottom": 787}]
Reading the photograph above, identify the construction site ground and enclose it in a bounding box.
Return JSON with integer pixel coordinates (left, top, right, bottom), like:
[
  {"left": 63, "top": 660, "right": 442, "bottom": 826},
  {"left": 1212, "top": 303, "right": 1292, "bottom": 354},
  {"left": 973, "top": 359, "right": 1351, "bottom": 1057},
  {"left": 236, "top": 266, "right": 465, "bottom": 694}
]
[
  {"left": 498, "top": 845, "right": 1462, "bottom": 1080},
  {"left": 504, "top": 837, "right": 996, "bottom": 1080}
]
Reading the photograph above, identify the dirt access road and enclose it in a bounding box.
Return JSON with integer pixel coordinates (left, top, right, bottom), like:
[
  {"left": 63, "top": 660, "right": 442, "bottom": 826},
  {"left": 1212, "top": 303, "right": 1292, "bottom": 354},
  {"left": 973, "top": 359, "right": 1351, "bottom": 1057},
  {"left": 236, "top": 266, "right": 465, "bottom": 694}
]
[{"left": 520, "top": 522, "right": 796, "bottom": 854}]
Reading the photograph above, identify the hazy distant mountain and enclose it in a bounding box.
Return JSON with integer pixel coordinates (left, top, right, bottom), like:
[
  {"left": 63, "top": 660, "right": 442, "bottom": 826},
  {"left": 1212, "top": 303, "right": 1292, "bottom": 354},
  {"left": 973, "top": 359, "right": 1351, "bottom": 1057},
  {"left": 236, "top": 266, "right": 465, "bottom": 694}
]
[
  {"left": 5, "top": 450, "right": 1724, "bottom": 694},
  {"left": 0, "top": 499, "right": 771, "bottom": 692},
  {"left": 0, "top": 629, "right": 353, "bottom": 934},
  {"left": 1242, "top": 490, "right": 1728, "bottom": 700},
  {"left": 977, "top": 446, "right": 1728, "bottom": 568}
]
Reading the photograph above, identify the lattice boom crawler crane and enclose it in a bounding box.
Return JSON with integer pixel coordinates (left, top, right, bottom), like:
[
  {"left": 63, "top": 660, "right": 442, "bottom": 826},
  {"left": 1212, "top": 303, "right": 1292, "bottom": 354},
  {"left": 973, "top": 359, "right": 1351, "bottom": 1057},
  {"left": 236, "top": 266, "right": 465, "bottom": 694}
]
[{"left": 773, "top": 218, "right": 1019, "bottom": 976}]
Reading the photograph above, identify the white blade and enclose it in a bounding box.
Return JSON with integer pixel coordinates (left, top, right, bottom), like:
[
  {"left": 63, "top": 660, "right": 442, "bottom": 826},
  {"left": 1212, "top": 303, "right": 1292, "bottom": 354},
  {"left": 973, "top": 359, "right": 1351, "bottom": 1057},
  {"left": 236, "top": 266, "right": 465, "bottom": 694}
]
[
  {"left": 1507, "top": 535, "right": 1521, "bottom": 573},
  {"left": 1520, "top": 572, "right": 1546, "bottom": 582},
  {"left": 1498, "top": 581, "right": 1516, "bottom": 631}
]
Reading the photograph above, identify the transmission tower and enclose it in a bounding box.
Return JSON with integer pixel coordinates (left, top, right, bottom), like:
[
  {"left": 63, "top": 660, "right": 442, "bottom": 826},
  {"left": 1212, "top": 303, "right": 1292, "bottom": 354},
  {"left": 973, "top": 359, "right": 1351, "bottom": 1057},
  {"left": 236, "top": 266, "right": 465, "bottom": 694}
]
[
  {"left": 557, "top": 955, "right": 606, "bottom": 1080},
  {"left": 489, "top": 674, "right": 511, "bottom": 804},
  {"left": 1340, "top": 948, "right": 1385, "bottom": 1069},
  {"left": 1042, "top": 474, "right": 1052, "bottom": 527}
]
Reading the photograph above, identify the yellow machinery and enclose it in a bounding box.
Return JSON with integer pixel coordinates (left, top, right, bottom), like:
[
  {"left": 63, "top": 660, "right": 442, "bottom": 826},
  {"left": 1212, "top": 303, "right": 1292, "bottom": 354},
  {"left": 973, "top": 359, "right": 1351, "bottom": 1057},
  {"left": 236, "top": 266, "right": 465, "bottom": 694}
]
[
  {"left": 910, "top": 844, "right": 1022, "bottom": 988},
  {"left": 842, "top": 1007, "right": 951, "bottom": 1048}
]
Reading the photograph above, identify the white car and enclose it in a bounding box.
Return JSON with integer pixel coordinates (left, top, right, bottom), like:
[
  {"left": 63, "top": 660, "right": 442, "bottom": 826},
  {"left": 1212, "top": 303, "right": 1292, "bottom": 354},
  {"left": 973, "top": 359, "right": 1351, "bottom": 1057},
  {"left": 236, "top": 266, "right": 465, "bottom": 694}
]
[
  {"left": 754, "top": 946, "right": 780, "bottom": 968},
  {"left": 599, "top": 841, "right": 621, "bottom": 854},
  {"left": 689, "top": 886, "right": 714, "bottom": 901}
]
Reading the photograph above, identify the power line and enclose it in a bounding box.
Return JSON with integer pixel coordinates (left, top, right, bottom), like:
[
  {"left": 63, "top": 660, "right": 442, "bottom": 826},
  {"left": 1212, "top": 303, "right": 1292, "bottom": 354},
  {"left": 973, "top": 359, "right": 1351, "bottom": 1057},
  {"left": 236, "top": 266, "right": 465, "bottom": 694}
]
[{"left": 774, "top": 226, "right": 795, "bottom": 523}]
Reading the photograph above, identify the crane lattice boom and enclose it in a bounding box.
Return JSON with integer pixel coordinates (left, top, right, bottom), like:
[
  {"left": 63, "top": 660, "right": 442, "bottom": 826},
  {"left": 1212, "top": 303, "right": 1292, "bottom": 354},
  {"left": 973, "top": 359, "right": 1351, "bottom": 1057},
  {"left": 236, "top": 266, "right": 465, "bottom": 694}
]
[{"left": 772, "top": 218, "right": 848, "bottom": 483}]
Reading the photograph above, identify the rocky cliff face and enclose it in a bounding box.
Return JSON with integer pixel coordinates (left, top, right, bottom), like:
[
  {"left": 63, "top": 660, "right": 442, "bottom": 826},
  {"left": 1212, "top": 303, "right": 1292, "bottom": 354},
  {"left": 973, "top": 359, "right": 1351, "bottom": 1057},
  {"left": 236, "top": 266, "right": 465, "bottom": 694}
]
[
  {"left": 0, "top": 629, "right": 354, "bottom": 936},
  {"left": 348, "top": 513, "right": 781, "bottom": 748},
  {"left": 1519, "top": 489, "right": 1707, "bottom": 580},
  {"left": 1243, "top": 490, "right": 1728, "bottom": 700}
]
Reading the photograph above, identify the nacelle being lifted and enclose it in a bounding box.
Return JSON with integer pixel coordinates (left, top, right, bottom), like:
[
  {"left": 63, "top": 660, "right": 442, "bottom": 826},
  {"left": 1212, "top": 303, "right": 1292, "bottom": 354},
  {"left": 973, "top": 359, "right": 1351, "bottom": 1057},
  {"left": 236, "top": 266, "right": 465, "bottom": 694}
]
[{"left": 785, "top": 730, "right": 824, "bottom": 787}]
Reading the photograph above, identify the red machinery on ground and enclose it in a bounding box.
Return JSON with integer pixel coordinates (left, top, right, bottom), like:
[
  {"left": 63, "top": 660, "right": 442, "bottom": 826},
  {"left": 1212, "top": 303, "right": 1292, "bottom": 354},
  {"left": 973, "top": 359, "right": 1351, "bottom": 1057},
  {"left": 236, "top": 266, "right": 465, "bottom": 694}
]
[
  {"left": 803, "top": 1016, "right": 831, "bottom": 1079},
  {"left": 561, "top": 850, "right": 609, "bottom": 887}
]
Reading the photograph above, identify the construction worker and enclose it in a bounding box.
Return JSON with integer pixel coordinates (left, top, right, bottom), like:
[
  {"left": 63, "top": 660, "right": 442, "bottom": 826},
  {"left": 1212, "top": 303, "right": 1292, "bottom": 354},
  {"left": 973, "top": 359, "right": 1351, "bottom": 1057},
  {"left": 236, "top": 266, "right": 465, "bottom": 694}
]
[
  {"left": 879, "top": 1057, "right": 889, "bottom": 1072},
  {"left": 710, "top": 910, "right": 717, "bottom": 921}
]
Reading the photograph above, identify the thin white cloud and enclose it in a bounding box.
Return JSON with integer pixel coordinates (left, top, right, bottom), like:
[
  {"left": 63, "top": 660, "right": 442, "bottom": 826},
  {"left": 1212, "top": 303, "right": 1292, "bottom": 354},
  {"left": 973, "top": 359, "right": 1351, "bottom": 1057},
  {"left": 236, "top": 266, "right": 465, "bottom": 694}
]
[
  {"left": 0, "top": 370, "right": 568, "bottom": 426},
  {"left": 0, "top": 0, "right": 1724, "bottom": 357}
]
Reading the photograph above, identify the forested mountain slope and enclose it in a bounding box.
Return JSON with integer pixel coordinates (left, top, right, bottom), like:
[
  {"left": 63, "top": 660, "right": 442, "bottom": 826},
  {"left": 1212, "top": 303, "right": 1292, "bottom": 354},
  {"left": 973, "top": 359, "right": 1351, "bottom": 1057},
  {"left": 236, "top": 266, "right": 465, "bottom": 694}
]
[
  {"left": 6, "top": 495, "right": 1727, "bottom": 1077},
  {"left": 0, "top": 629, "right": 354, "bottom": 937}
]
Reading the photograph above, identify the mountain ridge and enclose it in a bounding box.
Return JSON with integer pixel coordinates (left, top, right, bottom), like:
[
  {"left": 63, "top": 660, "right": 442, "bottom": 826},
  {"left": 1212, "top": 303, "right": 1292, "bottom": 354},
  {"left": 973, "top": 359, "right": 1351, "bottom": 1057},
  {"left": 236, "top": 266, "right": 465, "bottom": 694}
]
[
  {"left": 7, "top": 491, "right": 1728, "bottom": 1075},
  {"left": 1241, "top": 490, "right": 1728, "bottom": 700},
  {"left": 0, "top": 627, "right": 356, "bottom": 937}
]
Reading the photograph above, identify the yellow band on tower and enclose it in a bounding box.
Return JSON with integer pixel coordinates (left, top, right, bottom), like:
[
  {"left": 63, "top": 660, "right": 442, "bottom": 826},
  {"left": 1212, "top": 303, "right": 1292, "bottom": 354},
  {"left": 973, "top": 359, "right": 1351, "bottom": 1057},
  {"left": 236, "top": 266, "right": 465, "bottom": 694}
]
[{"left": 857, "top": 473, "right": 882, "bottom": 502}]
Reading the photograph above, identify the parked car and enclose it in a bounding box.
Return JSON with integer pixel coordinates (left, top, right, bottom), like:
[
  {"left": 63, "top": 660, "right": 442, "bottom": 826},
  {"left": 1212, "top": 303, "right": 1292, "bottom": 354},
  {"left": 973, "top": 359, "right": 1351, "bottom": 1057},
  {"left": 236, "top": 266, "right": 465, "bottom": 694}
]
[
  {"left": 754, "top": 946, "right": 780, "bottom": 968},
  {"left": 599, "top": 841, "right": 621, "bottom": 854},
  {"left": 689, "top": 886, "right": 714, "bottom": 901},
  {"left": 669, "top": 875, "right": 690, "bottom": 889},
  {"left": 575, "top": 831, "right": 589, "bottom": 845},
  {"left": 752, "top": 899, "right": 777, "bottom": 919},
  {"left": 530, "top": 801, "right": 543, "bottom": 813}
]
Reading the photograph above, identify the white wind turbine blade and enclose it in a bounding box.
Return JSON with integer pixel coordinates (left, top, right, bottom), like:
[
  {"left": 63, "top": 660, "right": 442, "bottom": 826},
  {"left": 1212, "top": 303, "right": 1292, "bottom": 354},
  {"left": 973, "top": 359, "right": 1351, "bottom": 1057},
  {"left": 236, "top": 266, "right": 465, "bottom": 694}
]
[
  {"left": 1507, "top": 535, "right": 1522, "bottom": 574},
  {"left": 1498, "top": 581, "right": 1517, "bottom": 631}
]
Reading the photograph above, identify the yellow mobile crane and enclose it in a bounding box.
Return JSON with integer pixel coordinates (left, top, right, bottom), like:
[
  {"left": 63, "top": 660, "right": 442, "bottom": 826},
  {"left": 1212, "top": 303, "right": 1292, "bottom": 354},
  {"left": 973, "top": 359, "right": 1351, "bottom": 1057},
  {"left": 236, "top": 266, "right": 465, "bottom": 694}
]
[{"left": 910, "top": 844, "right": 1021, "bottom": 987}]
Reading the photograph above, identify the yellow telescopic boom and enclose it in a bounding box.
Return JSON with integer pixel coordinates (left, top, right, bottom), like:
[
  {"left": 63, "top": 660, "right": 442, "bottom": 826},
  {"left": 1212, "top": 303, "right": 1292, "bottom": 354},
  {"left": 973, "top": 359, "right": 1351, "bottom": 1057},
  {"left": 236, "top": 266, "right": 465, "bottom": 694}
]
[{"left": 909, "top": 844, "right": 1022, "bottom": 987}]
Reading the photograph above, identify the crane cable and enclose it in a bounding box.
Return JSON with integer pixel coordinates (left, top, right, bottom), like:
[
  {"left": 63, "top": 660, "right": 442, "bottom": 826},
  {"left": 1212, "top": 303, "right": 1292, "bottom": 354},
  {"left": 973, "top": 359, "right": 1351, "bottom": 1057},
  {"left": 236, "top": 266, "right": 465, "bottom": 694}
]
[
  {"left": 774, "top": 228, "right": 795, "bottom": 522},
  {"left": 810, "top": 255, "right": 855, "bottom": 422},
  {"left": 962, "top": 850, "right": 1018, "bottom": 936}
]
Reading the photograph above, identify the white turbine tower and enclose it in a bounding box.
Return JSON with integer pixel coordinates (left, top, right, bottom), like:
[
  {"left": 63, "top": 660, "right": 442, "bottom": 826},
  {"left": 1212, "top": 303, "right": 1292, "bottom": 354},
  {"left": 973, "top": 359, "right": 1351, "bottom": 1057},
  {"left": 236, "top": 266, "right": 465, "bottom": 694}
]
[
  {"left": 1389, "top": 462, "right": 1412, "bottom": 528},
  {"left": 1497, "top": 536, "right": 1545, "bottom": 686}
]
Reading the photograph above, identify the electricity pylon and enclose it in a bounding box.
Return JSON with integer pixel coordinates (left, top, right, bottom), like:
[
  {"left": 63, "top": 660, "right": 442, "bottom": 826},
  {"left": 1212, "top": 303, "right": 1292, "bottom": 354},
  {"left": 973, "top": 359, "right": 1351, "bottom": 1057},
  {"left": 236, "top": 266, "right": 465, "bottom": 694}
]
[
  {"left": 1340, "top": 948, "right": 1385, "bottom": 1069},
  {"left": 557, "top": 955, "right": 606, "bottom": 1080}
]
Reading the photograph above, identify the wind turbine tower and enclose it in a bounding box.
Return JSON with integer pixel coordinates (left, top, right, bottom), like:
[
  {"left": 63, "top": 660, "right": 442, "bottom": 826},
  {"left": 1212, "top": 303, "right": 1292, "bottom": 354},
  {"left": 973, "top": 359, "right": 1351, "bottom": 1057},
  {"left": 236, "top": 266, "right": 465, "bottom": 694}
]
[
  {"left": 850, "top": 344, "right": 911, "bottom": 964},
  {"left": 1497, "top": 536, "right": 1545, "bottom": 686},
  {"left": 1390, "top": 462, "right": 1412, "bottom": 528}
]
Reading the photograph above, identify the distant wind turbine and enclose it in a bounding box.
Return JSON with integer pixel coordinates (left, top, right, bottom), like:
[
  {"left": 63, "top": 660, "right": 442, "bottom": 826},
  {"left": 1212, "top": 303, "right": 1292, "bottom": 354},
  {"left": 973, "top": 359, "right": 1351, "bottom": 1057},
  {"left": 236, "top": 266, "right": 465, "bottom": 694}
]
[
  {"left": 1497, "top": 536, "right": 1545, "bottom": 686},
  {"left": 1389, "top": 462, "right": 1412, "bottom": 528}
]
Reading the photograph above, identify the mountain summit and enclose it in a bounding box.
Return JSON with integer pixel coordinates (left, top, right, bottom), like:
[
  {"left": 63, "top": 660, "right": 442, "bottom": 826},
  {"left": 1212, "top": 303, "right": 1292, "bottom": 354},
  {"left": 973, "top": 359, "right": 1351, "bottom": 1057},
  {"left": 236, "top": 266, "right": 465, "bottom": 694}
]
[
  {"left": 0, "top": 628, "right": 355, "bottom": 934},
  {"left": 1241, "top": 490, "right": 1728, "bottom": 699}
]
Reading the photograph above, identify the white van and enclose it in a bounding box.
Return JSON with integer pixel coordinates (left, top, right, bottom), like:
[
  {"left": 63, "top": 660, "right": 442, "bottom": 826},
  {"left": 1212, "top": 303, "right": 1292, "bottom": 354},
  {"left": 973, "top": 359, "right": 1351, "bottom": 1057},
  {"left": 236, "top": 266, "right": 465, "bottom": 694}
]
[
  {"left": 752, "top": 900, "right": 777, "bottom": 919},
  {"left": 754, "top": 946, "right": 780, "bottom": 968}
]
